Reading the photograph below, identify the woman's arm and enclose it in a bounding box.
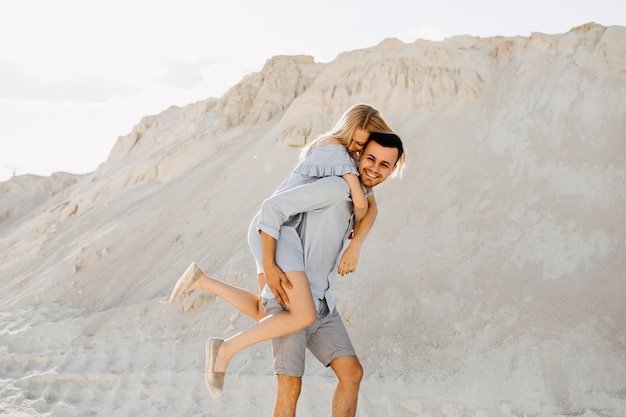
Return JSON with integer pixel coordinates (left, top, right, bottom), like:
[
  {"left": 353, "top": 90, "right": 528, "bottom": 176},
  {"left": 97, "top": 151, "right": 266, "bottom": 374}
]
[
  {"left": 342, "top": 173, "right": 368, "bottom": 223},
  {"left": 337, "top": 193, "right": 378, "bottom": 276}
]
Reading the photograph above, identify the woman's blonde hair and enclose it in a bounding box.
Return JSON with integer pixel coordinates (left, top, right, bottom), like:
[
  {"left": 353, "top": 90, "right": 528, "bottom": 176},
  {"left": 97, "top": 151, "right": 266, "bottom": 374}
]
[
  {"left": 300, "top": 103, "right": 406, "bottom": 177},
  {"left": 302, "top": 103, "right": 393, "bottom": 156}
]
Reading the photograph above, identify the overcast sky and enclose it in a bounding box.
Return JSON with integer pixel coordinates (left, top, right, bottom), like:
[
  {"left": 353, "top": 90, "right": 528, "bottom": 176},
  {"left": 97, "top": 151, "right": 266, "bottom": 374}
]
[{"left": 1, "top": 0, "right": 623, "bottom": 182}]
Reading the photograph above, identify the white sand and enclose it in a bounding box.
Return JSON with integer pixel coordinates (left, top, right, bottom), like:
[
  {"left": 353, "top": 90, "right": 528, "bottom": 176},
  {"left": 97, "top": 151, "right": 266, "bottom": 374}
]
[{"left": 1, "top": 23, "right": 625, "bottom": 416}]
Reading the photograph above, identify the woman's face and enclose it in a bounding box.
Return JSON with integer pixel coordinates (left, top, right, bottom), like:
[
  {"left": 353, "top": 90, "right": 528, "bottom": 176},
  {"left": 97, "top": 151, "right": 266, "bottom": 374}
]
[{"left": 347, "top": 128, "right": 369, "bottom": 154}]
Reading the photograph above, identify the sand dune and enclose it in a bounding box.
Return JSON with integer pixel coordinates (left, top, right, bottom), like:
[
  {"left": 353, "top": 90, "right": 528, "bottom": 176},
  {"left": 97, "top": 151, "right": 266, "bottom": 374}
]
[{"left": 1, "top": 22, "right": 625, "bottom": 416}]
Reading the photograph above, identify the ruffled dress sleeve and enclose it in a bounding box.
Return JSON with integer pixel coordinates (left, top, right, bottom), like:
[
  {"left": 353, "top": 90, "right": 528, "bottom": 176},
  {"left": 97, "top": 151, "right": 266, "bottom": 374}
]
[{"left": 292, "top": 145, "right": 358, "bottom": 178}]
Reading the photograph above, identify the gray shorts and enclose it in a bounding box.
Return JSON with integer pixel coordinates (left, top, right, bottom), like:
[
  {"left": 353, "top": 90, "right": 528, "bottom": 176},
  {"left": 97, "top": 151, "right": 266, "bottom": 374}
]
[{"left": 263, "top": 297, "right": 356, "bottom": 377}]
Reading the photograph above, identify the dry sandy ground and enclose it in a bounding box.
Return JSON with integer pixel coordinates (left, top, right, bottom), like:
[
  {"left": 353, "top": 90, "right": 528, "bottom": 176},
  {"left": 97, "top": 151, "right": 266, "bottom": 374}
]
[{"left": 1, "top": 23, "right": 625, "bottom": 416}]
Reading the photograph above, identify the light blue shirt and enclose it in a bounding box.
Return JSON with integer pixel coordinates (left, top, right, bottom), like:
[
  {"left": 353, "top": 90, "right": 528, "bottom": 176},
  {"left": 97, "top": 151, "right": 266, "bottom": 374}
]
[{"left": 257, "top": 176, "right": 354, "bottom": 313}]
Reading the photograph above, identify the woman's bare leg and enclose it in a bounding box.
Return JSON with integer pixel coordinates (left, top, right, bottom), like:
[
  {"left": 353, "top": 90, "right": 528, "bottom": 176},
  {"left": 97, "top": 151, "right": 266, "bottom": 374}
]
[
  {"left": 186, "top": 272, "right": 265, "bottom": 321},
  {"left": 212, "top": 271, "right": 316, "bottom": 373}
]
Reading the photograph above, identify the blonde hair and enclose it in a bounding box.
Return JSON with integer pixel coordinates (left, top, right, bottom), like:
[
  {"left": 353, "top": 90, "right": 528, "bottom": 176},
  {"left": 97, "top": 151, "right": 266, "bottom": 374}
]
[
  {"left": 394, "top": 149, "right": 407, "bottom": 179},
  {"left": 301, "top": 103, "right": 393, "bottom": 159}
]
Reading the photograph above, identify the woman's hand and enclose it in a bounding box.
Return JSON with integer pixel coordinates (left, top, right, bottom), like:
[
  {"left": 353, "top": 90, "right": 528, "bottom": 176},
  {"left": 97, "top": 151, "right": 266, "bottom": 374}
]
[{"left": 338, "top": 242, "right": 361, "bottom": 276}]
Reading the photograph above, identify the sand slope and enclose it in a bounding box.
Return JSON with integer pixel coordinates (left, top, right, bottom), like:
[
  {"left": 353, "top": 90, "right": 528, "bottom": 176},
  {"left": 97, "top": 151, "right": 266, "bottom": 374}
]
[{"left": 1, "top": 23, "right": 625, "bottom": 416}]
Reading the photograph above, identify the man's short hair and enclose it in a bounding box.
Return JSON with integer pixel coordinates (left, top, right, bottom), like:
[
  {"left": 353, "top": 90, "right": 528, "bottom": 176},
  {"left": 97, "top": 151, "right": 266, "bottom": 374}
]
[{"left": 367, "top": 132, "right": 404, "bottom": 160}]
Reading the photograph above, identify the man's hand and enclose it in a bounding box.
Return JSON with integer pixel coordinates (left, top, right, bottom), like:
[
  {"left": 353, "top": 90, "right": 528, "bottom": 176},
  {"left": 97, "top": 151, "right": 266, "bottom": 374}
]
[
  {"left": 260, "top": 230, "right": 293, "bottom": 304},
  {"left": 264, "top": 263, "right": 292, "bottom": 304}
]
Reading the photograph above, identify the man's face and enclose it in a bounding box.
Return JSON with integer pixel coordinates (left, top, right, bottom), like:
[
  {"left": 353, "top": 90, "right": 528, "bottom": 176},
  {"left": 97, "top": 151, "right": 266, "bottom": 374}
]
[{"left": 358, "top": 141, "right": 399, "bottom": 188}]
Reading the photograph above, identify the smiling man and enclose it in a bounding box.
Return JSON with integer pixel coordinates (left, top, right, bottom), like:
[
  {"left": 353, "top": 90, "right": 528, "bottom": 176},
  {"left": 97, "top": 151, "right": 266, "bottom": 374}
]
[{"left": 258, "top": 132, "right": 405, "bottom": 417}]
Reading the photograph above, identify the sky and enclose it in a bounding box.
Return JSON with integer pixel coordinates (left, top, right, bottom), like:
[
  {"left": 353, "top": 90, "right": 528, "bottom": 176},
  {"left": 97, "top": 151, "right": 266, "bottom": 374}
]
[{"left": 1, "top": 0, "right": 624, "bottom": 182}]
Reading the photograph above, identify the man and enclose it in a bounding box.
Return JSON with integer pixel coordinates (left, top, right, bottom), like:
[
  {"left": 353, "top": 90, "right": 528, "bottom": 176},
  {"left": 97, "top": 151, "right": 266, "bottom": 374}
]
[{"left": 258, "top": 132, "right": 404, "bottom": 417}]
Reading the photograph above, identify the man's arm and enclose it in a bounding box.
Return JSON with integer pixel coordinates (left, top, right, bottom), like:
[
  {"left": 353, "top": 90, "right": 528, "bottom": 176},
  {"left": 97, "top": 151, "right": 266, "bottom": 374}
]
[
  {"left": 257, "top": 177, "right": 350, "bottom": 302},
  {"left": 257, "top": 177, "right": 349, "bottom": 239},
  {"left": 260, "top": 230, "right": 292, "bottom": 304}
]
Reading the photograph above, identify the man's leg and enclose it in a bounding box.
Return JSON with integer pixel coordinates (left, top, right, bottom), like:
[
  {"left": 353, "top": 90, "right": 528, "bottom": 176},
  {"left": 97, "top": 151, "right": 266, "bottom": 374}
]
[
  {"left": 273, "top": 374, "right": 302, "bottom": 417},
  {"left": 264, "top": 297, "right": 310, "bottom": 417},
  {"left": 329, "top": 355, "right": 363, "bottom": 417}
]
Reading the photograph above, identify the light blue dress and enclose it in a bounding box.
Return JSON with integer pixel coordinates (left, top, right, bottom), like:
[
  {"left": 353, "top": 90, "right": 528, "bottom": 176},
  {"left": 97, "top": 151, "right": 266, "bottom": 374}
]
[{"left": 247, "top": 144, "right": 358, "bottom": 275}]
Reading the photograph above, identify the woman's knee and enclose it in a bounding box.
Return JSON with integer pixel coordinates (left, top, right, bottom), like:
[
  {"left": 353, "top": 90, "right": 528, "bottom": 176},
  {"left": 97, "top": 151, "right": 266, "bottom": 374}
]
[
  {"left": 284, "top": 271, "right": 317, "bottom": 329},
  {"left": 289, "top": 305, "right": 316, "bottom": 331},
  {"left": 301, "top": 304, "right": 317, "bottom": 328}
]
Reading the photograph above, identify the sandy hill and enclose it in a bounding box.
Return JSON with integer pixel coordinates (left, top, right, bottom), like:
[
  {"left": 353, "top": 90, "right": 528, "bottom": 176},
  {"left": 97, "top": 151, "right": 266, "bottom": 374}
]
[{"left": 1, "top": 22, "right": 625, "bottom": 417}]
